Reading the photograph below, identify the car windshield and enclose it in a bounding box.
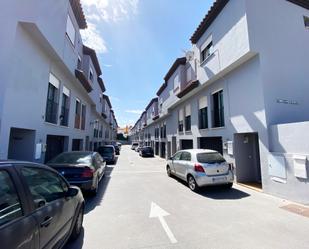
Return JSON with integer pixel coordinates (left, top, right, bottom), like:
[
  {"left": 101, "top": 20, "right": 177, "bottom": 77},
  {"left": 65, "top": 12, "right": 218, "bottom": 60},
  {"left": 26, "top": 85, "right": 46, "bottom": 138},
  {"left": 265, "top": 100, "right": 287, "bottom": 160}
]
[
  {"left": 98, "top": 147, "right": 114, "bottom": 154},
  {"left": 197, "top": 152, "right": 226, "bottom": 164},
  {"left": 48, "top": 153, "right": 92, "bottom": 164}
]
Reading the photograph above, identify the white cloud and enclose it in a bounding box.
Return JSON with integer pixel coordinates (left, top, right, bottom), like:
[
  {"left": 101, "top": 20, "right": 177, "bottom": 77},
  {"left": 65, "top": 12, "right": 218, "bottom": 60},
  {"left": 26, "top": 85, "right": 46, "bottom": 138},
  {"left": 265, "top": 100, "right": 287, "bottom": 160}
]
[
  {"left": 80, "top": 0, "right": 139, "bottom": 53},
  {"left": 81, "top": 22, "right": 107, "bottom": 53},
  {"left": 81, "top": 0, "right": 139, "bottom": 23},
  {"left": 125, "top": 110, "right": 143, "bottom": 114},
  {"left": 103, "top": 64, "right": 113, "bottom": 68}
]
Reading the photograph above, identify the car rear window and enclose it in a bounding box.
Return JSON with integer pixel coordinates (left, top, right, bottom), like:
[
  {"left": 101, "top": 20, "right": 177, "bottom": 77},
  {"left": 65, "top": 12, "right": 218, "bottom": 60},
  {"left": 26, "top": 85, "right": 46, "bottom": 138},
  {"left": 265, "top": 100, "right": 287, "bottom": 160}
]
[
  {"left": 98, "top": 147, "right": 114, "bottom": 154},
  {"left": 143, "top": 147, "right": 153, "bottom": 152},
  {"left": 48, "top": 153, "right": 92, "bottom": 164},
  {"left": 197, "top": 152, "right": 226, "bottom": 164}
]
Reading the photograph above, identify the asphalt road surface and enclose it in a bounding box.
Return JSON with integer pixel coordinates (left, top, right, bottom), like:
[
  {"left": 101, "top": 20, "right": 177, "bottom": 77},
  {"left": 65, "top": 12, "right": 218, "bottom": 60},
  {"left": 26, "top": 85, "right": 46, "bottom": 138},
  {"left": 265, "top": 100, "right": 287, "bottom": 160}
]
[{"left": 65, "top": 145, "right": 309, "bottom": 249}]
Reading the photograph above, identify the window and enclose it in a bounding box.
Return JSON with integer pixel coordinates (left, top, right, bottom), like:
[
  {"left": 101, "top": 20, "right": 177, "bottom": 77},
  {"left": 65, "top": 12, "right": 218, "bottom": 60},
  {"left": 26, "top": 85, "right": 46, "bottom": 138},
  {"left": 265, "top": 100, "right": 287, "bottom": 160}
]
[
  {"left": 89, "top": 68, "right": 94, "bottom": 82},
  {"left": 45, "top": 73, "right": 60, "bottom": 124},
  {"left": 77, "top": 55, "right": 82, "bottom": 70},
  {"left": 173, "top": 74, "right": 180, "bottom": 91},
  {"left": 199, "top": 96, "right": 208, "bottom": 129},
  {"left": 185, "top": 105, "right": 191, "bottom": 132},
  {"left": 60, "top": 86, "right": 70, "bottom": 126},
  {"left": 304, "top": 16, "right": 309, "bottom": 29},
  {"left": 21, "top": 168, "right": 67, "bottom": 208},
  {"left": 212, "top": 90, "right": 225, "bottom": 128},
  {"left": 186, "top": 67, "right": 192, "bottom": 83},
  {"left": 201, "top": 35, "right": 213, "bottom": 63},
  {"left": 180, "top": 152, "right": 191, "bottom": 161},
  {"left": 75, "top": 99, "right": 81, "bottom": 129},
  {"left": 0, "top": 170, "right": 23, "bottom": 226},
  {"left": 81, "top": 104, "right": 86, "bottom": 130},
  {"left": 178, "top": 109, "right": 184, "bottom": 132},
  {"left": 66, "top": 15, "right": 76, "bottom": 45},
  {"left": 163, "top": 123, "right": 166, "bottom": 138},
  {"left": 173, "top": 152, "right": 182, "bottom": 160}
]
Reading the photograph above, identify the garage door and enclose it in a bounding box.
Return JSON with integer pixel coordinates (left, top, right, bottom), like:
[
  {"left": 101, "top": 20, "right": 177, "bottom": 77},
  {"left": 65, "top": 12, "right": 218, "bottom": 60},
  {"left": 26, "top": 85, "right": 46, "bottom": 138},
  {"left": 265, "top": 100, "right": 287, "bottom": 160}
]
[
  {"left": 199, "top": 137, "right": 223, "bottom": 154},
  {"left": 181, "top": 140, "right": 193, "bottom": 150}
]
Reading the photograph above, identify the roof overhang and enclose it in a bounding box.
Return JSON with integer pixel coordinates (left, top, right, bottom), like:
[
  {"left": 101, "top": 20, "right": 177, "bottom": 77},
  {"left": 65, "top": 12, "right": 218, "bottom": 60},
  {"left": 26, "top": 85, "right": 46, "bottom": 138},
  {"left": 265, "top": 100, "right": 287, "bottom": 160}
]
[
  {"left": 156, "top": 82, "right": 167, "bottom": 96},
  {"left": 164, "top": 57, "right": 186, "bottom": 82},
  {"left": 69, "top": 0, "right": 87, "bottom": 29},
  {"left": 177, "top": 80, "right": 200, "bottom": 98},
  {"left": 83, "top": 45, "right": 102, "bottom": 76},
  {"left": 145, "top": 97, "right": 158, "bottom": 111},
  {"left": 286, "top": 0, "right": 309, "bottom": 10},
  {"left": 103, "top": 94, "right": 112, "bottom": 109},
  {"left": 190, "top": 0, "right": 229, "bottom": 44},
  {"left": 97, "top": 77, "right": 106, "bottom": 92}
]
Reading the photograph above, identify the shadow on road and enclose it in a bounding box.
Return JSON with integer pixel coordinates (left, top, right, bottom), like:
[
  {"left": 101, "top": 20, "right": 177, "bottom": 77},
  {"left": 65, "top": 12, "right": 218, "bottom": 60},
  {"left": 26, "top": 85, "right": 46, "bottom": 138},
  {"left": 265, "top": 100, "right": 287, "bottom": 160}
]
[
  {"left": 84, "top": 165, "right": 115, "bottom": 214},
  {"left": 173, "top": 177, "right": 250, "bottom": 200}
]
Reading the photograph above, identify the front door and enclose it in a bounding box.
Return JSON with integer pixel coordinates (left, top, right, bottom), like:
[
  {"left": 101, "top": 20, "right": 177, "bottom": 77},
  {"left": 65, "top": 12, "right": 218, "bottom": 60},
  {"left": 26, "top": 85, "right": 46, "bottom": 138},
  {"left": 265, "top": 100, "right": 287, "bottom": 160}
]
[
  {"left": 20, "top": 166, "right": 75, "bottom": 249},
  {"left": 234, "top": 133, "right": 262, "bottom": 184},
  {"left": 45, "top": 135, "right": 65, "bottom": 163}
]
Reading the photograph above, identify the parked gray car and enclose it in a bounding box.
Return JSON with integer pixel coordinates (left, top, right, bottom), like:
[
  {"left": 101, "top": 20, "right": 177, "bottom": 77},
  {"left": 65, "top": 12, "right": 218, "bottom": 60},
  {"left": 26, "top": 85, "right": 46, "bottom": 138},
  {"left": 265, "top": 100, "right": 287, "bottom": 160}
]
[
  {"left": 166, "top": 149, "right": 234, "bottom": 191},
  {"left": 0, "top": 161, "right": 84, "bottom": 249}
]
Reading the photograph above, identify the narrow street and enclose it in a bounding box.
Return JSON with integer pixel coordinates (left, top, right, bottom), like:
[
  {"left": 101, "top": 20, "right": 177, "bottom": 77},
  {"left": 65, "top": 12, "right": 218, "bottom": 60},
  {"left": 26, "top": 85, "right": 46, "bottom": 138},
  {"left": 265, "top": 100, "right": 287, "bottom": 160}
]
[{"left": 66, "top": 146, "right": 309, "bottom": 249}]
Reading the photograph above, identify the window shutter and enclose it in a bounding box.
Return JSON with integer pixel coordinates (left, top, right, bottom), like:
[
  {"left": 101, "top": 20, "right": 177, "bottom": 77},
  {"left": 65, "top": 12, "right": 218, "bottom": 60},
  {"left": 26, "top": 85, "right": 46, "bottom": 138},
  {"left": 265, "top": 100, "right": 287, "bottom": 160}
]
[
  {"left": 179, "top": 109, "right": 184, "bottom": 121},
  {"left": 49, "top": 73, "right": 60, "bottom": 88},
  {"left": 185, "top": 105, "right": 191, "bottom": 117},
  {"left": 63, "top": 86, "right": 70, "bottom": 96},
  {"left": 199, "top": 96, "right": 207, "bottom": 109},
  {"left": 201, "top": 34, "right": 213, "bottom": 51}
]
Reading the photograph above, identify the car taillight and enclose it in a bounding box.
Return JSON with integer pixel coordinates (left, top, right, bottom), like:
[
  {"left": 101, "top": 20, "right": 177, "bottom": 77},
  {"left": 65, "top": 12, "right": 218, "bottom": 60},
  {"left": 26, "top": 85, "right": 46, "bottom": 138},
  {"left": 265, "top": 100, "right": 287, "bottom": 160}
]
[
  {"left": 81, "top": 167, "right": 94, "bottom": 178},
  {"left": 194, "top": 163, "right": 205, "bottom": 173}
]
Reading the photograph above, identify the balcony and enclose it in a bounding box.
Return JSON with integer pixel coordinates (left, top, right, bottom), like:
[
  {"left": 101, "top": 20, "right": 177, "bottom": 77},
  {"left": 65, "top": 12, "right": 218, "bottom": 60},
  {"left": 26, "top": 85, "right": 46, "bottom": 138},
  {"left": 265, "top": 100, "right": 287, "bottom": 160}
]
[
  {"left": 75, "top": 69, "right": 93, "bottom": 93},
  {"left": 177, "top": 80, "right": 200, "bottom": 98}
]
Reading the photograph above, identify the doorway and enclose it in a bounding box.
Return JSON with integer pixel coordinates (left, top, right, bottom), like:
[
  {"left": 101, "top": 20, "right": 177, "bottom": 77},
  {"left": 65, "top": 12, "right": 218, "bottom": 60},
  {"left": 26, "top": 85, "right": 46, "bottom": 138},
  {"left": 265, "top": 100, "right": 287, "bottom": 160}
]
[
  {"left": 8, "top": 128, "right": 35, "bottom": 161},
  {"left": 155, "top": 142, "right": 159, "bottom": 155},
  {"left": 199, "top": 136, "right": 223, "bottom": 154},
  {"left": 171, "top": 136, "right": 177, "bottom": 155},
  {"left": 45, "top": 135, "right": 67, "bottom": 163},
  {"left": 180, "top": 139, "right": 193, "bottom": 150},
  {"left": 72, "top": 139, "right": 83, "bottom": 151},
  {"left": 234, "top": 132, "right": 262, "bottom": 188},
  {"left": 160, "top": 142, "right": 166, "bottom": 158}
]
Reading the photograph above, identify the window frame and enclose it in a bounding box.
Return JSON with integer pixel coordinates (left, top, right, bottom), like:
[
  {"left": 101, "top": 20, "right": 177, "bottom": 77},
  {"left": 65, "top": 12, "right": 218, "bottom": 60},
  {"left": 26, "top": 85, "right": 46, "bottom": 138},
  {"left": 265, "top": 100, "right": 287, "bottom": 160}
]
[
  {"left": 45, "top": 81, "right": 60, "bottom": 124},
  {"left": 212, "top": 89, "right": 225, "bottom": 128},
  {"left": 201, "top": 41, "right": 213, "bottom": 64},
  {"left": 66, "top": 14, "right": 76, "bottom": 46},
  {"left": 0, "top": 169, "right": 24, "bottom": 227},
  {"left": 20, "top": 167, "right": 69, "bottom": 209},
  {"left": 304, "top": 16, "right": 309, "bottom": 29}
]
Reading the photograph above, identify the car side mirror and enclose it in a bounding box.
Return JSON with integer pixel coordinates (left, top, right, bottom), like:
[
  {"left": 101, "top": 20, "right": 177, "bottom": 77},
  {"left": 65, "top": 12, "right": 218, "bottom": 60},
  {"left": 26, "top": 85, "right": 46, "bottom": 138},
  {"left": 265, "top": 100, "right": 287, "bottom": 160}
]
[
  {"left": 65, "top": 187, "right": 79, "bottom": 198},
  {"left": 169, "top": 157, "right": 174, "bottom": 161}
]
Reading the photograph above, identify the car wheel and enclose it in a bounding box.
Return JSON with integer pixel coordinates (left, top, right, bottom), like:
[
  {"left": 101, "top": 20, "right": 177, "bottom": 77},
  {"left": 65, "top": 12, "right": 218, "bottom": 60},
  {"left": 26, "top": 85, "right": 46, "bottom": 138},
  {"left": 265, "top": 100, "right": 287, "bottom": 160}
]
[
  {"left": 224, "top": 183, "right": 233, "bottom": 189},
  {"left": 166, "top": 166, "right": 172, "bottom": 177},
  {"left": 70, "top": 205, "right": 84, "bottom": 240},
  {"left": 187, "top": 175, "right": 199, "bottom": 192},
  {"left": 89, "top": 177, "right": 99, "bottom": 196}
]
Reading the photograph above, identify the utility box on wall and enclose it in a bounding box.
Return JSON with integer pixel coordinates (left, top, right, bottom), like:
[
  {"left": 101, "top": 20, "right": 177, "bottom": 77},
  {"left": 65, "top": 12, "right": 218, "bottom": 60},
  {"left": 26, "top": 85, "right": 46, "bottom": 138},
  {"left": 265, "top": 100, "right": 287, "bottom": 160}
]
[{"left": 293, "top": 155, "right": 308, "bottom": 179}]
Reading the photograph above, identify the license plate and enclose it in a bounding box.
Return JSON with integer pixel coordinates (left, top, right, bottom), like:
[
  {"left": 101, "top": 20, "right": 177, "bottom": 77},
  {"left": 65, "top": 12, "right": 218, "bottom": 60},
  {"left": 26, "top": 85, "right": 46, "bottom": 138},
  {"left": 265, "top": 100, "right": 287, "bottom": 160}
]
[{"left": 212, "top": 176, "right": 226, "bottom": 182}]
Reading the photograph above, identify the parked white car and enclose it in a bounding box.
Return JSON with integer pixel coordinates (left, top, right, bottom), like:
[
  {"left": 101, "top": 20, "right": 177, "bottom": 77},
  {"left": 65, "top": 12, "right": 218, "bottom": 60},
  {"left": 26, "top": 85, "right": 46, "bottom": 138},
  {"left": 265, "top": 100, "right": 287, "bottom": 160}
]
[{"left": 166, "top": 149, "right": 234, "bottom": 191}]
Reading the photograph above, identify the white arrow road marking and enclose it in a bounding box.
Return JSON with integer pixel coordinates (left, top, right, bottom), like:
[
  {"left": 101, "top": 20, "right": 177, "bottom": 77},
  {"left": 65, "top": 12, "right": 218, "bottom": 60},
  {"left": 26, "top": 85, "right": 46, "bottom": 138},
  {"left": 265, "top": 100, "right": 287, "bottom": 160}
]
[{"left": 149, "top": 202, "right": 177, "bottom": 244}]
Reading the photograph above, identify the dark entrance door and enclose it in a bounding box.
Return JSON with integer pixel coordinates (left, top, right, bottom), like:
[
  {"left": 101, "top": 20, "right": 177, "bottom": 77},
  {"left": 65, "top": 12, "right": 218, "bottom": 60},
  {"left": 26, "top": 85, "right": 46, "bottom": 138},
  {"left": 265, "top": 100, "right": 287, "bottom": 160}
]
[
  {"left": 199, "top": 137, "right": 223, "bottom": 154},
  {"left": 45, "top": 135, "right": 65, "bottom": 163},
  {"left": 160, "top": 142, "right": 166, "bottom": 158},
  {"left": 72, "top": 139, "right": 83, "bottom": 151},
  {"left": 180, "top": 140, "right": 193, "bottom": 150},
  {"left": 155, "top": 142, "right": 159, "bottom": 155},
  {"left": 234, "top": 132, "right": 262, "bottom": 185}
]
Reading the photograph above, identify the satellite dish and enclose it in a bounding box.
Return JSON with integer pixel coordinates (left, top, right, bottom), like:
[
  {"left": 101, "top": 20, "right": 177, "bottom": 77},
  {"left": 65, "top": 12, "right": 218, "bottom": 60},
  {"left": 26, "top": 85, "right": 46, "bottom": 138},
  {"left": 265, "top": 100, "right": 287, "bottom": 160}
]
[{"left": 185, "top": 51, "right": 194, "bottom": 61}]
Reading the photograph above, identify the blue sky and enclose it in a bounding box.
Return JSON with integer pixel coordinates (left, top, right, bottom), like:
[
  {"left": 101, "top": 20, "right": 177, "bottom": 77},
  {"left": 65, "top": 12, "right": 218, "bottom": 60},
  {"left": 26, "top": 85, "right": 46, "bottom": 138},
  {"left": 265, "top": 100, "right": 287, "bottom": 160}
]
[{"left": 81, "top": 0, "right": 213, "bottom": 127}]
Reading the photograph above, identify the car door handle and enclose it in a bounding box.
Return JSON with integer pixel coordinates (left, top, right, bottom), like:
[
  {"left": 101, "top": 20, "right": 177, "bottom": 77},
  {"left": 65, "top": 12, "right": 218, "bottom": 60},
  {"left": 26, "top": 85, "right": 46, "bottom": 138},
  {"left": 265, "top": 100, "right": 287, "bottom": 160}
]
[{"left": 40, "top": 216, "right": 53, "bottom": 227}]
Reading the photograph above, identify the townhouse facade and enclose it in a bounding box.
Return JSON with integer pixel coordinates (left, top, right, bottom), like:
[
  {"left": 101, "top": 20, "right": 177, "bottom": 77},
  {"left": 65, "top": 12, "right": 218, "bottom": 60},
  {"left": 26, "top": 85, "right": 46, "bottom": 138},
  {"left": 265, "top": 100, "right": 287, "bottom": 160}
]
[
  {"left": 130, "top": 0, "right": 309, "bottom": 204},
  {"left": 0, "top": 0, "right": 117, "bottom": 163}
]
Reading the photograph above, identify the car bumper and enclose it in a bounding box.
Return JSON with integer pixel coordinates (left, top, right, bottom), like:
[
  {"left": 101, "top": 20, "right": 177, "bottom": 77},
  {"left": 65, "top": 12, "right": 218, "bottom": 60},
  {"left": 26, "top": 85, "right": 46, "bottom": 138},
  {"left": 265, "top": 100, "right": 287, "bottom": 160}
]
[
  {"left": 194, "top": 170, "right": 234, "bottom": 187},
  {"left": 69, "top": 179, "right": 94, "bottom": 191}
]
